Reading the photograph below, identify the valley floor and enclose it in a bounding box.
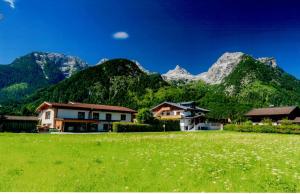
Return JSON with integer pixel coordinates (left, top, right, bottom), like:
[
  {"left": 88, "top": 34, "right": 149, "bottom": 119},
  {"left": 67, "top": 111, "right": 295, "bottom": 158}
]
[{"left": 0, "top": 131, "right": 300, "bottom": 192}]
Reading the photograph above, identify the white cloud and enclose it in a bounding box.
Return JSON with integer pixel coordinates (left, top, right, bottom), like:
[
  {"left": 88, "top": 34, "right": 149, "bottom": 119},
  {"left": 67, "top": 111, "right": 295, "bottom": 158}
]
[
  {"left": 3, "top": 0, "right": 15, "bottom": 9},
  {"left": 112, "top": 32, "right": 129, "bottom": 40}
]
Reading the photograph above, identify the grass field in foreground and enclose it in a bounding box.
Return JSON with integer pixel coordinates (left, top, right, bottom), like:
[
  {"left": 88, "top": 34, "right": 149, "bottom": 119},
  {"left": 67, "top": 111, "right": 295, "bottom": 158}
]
[{"left": 1, "top": 131, "right": 300, "bottom": 192}]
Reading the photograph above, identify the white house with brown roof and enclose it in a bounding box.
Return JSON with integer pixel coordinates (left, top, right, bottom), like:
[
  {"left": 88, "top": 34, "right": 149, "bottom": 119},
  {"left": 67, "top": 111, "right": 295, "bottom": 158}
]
[
  {"left": 151, "top": 101, "right": 221, "bottom": 131},
  {"left": 36, "top": 102, "right": 136, "bottom": 132}
]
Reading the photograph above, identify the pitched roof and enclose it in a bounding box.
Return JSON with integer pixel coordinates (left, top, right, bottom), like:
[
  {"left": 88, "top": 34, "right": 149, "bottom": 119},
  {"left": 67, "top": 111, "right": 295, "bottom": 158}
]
[
  {"left": 36, "top": 102, "right": 137, "bottom": 113},
  {"left": 4, "top": 115, "right": 38, "bottom": 121},
  {"left": 293, "top": 117, "right": 300, "bottom": 123},
  {"left": 245, "top": 106, "right": 298, "bottom": 116},
  {"left": 151, "top": 101, "right": 209, "bottom": 112}
]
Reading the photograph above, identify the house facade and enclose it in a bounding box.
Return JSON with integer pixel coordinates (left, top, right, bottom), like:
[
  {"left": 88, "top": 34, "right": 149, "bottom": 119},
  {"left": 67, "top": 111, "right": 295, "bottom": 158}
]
[
  {"left": 151, "top": 101, "right": 221, "bottom": 131},
  {"left": 245, "top": 106, "right": 300, "bottom": 125},
  {"left": 36, "top": 102, "right": 136, "bottom": 132}
]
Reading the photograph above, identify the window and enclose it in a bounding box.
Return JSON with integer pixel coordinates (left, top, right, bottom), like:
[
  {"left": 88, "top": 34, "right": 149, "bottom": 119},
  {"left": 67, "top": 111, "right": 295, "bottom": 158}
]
[
  {"left": 106, "top": 113, "right": 112, "bottom": 121},
  {"left": 78, "top": 112, "right": 85, "bottom": 119},
  {"left": 93, "top": 112, "right": 99, "bottom": 120},
  {"left": 166, "top": 112, "right": 170, "bottom": 116},
  {"left": 176, "top": 112, "right": 180, "bottom": 115},
  {"left": 103, "top": 124, "right": 109, "bottom": 131},
  {"left": 121, "top": 114, "right": 126, "bottom": 121},
  {"left": 45, "top": 111, "right": 51, "bottom": 120}
]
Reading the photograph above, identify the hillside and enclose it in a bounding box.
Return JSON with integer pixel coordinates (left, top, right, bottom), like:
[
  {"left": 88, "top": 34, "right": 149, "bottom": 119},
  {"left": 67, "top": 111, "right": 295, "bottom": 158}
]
[
  {"left": 19, "top": 59, "right": 167, "bottom": 114},
  {"left": 0, "top": 52, "right": 87, "bottom": 103},
  {"left": 222, "top": 56, "right": 300, "bottom": 107}
]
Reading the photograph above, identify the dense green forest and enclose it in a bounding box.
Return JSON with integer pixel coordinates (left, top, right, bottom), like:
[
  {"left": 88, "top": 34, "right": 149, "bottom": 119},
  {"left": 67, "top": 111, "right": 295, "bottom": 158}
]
[{"left": 1, "top": 57, "right": 300, "bottom": 121}]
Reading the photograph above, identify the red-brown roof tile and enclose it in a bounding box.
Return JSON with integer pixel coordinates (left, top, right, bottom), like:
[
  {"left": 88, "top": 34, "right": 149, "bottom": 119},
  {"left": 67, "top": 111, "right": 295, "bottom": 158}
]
[
  {"left": 36, "top": 102, "right": 137, "bottom": 113},
  {"left": 245, "top": 106, "right": 298, "bottom": 116}
]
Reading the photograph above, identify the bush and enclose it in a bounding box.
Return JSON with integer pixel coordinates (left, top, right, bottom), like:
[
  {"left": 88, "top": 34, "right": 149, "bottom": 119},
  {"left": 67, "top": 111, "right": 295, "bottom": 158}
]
[
  {"left": 262, "top": 118, "right": 273, "bottom": 125},
  {"left": 136, "top": 108, "right": 155, "bottom": 124},
  {"left": 113, "top": 122, "right": 158, "bottom": 132},
  {"left": 112, "top": 120, "right": 181, "bottom": 133},
  {"left": 49, "top": 128, "right": 60, "bottom": 133},
  {"left": 243, "top": 120, "right": 253, "bottom": 126},
  {"left": 224, "top": 123, "right": 300, "bottom": 134},
  {"left": 156, "top": 119, "right": 180, "bottom": 131},
  {"left": 281, "top": 119, "right": 293, "bottom": 126}
]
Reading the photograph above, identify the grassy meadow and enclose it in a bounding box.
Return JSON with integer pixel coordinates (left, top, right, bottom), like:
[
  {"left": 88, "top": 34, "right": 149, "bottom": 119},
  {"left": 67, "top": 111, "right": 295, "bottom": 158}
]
[{"left": 1, "top": 131, "right": 300, "bottom": 192}]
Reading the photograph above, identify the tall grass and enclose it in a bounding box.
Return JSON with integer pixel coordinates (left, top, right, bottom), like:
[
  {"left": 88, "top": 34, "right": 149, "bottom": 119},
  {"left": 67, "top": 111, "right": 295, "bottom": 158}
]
[{"left": 0, "top": 132, "right": 300, "bottom": 192}]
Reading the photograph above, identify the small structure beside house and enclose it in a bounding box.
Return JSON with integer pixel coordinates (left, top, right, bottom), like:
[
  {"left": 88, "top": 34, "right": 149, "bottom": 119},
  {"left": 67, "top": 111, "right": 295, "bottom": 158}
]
[
  {"left": 245, "top": 106, "right": 300, "bottom": 125},
  {"left": 36, "top": 102, "right": 136, "bottom": 132},
  {"left": 151, "top": 101, "right": 221, "bottom": 131},
  {"left": 0, "top": 115, "right": 38, "bottom": 132}
]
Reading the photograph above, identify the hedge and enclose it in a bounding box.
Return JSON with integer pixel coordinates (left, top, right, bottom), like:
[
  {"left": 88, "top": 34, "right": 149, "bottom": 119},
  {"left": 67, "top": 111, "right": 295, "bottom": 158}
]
[
  {"left": 113, "top": 120, "right": 181, "bottom": 133},
  {"left": 224, "top": 124, "right": 300, "bottom": 134},
  {"left": 157, "top": 119, "right": 180, "bottom": 132},
  {"left": 113, "top": 122, "right": 157, "bottom": 132}
]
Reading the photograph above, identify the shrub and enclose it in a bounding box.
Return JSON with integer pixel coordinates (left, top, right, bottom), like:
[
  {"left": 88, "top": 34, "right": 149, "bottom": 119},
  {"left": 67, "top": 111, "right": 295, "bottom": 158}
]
[
  {"left": 113, "top": 122, "right": 158, "bottom": 133},
  {"left": 262, "top": 118, "right": 273, "bottom": 125},
  {"left": 243, "top": 120, "right": 253, "bottom": 126},
  {"left": 156, "top": 119, "right": 180, "bottom": 131},
  {"left": 49, "top": 128, "right": 60, "bottom": 133},
  {"left": 281, "top": 119, "right": 293, "bottom": 126},
  {"left": 224, "top": 123, "right": 300, "bottom": 134},
  {"left": 113, "top": 120, "right": 181, "bottom": 133},
  {"left": 136, "top": 108, "right": 155, "bottom": 124}
]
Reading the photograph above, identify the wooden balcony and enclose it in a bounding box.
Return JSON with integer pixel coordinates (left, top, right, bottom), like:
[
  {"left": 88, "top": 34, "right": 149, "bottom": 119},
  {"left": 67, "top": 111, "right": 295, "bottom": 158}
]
[{"left": 159, "top": 115, "right": 182, "bottom": 120}]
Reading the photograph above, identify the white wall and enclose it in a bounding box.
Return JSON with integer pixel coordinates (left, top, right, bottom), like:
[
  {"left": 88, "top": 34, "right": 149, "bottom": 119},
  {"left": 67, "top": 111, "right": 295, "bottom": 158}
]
[
  {"left": 57, "top": 109, "right": 90, "bottom": 119},
  {"left": 39, "top": 108, "right": 55, "bottom": 128},
  {"left": 56, "top": 109, "right": 132, "bottom": 122},
  {"left": 98, "top": 111, "right": 132, "bottom": 122}
]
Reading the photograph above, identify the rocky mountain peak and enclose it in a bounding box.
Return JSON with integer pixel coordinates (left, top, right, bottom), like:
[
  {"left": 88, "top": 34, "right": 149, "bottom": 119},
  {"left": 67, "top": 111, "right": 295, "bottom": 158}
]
[
  {"left": 257, "top": 57, "right": 278, "bottom": 68},
  {"left": 33, "top": 52, "right": 88, "bottom": 79},
  {"left": 196, "top": 52, "right": 246, "bottom": 84},
  {"left": 162, "top": 65, "right": 195, "bottom": 81},
  {"left": 166, "top": 65, "right": 192, "bottom": 75}
]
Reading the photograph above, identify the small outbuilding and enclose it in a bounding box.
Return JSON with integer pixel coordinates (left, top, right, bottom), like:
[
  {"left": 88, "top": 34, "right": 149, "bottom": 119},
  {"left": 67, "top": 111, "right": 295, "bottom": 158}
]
[
  {"left": 0, "top": 115, "right": 38, "bottom": 132},
  {"left": 245, "top": 106, "right": 300, "bottom": 124}
]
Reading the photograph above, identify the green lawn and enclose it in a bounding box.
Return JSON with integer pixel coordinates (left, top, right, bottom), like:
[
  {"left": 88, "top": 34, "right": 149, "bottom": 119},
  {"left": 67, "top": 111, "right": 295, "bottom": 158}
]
[{"left": 1, "top": 131, "right": 300, "bottom": 192}]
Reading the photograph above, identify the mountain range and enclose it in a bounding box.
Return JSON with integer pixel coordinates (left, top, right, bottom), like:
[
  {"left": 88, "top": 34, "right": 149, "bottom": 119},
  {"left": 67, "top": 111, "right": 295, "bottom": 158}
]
[
  {"left": 162, "top": 52, "right": 278, "bottom": 84},
  {"left": 0, "top": 51, "right": 299, "bottom": 120}
]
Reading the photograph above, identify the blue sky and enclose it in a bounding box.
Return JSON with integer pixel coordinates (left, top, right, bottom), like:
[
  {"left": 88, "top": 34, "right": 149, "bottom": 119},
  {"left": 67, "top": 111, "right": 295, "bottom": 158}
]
[{"left": 1, "top": 0, "right": 300, "bottom": 78}]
